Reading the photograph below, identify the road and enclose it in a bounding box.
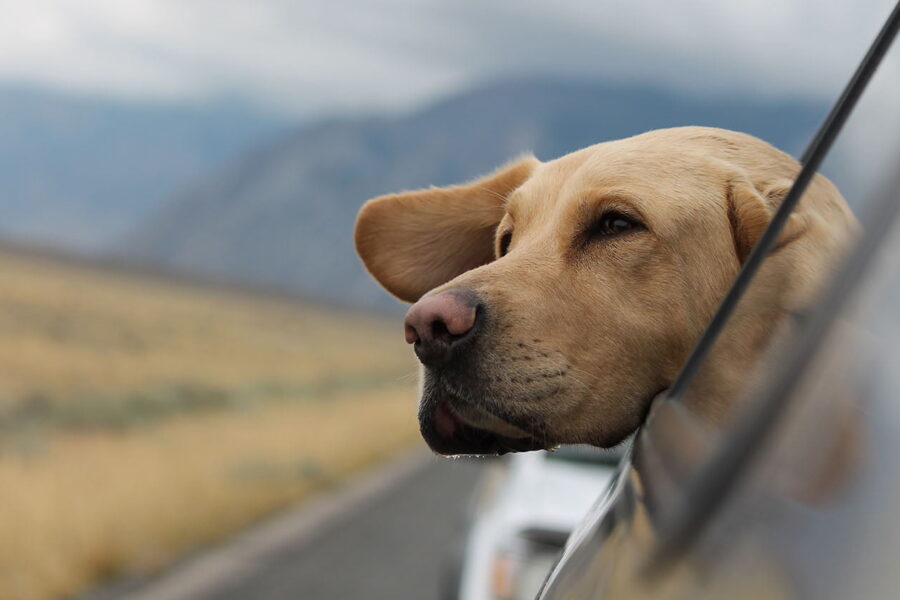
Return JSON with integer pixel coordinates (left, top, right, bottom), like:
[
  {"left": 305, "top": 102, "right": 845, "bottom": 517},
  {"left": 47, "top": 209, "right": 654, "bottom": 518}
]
[{"left": 97, "top": 451, "right": 485, "bottom": 600}]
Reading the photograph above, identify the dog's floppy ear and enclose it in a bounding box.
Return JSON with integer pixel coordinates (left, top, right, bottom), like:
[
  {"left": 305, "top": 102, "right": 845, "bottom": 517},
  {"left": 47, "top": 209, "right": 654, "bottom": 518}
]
[
  {"left": 727, "top": 177, "right": 807, "bottom": 264},
  {"left": 355, "top": 156, "right": 539, "bottom": 302}
]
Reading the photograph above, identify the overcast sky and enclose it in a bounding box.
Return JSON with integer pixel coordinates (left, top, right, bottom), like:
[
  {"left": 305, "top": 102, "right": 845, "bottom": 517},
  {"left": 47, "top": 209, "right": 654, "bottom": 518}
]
[{"left": 0, "top": 0, "right": 896, "bottom": 118}]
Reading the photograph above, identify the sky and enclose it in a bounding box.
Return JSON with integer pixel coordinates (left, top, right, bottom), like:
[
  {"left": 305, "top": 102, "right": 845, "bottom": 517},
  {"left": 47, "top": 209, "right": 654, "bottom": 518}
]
[
  {"left": 1, "top": 0, "right": 897, "bottom": 197},
  {"left": 0, "top": 0, "right": 896, "bottom": 118}
]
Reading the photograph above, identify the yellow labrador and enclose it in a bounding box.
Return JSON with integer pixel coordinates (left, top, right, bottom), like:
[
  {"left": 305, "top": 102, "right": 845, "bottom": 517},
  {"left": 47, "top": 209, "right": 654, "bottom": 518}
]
[{"left": 355, "top": 127, "right": 855, "bottom": 455}]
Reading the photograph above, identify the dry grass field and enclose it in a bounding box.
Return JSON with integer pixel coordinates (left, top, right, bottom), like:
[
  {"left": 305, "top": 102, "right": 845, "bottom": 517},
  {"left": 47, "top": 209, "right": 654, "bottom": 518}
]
[{"left": 0, "top": 249, "right": 419, "bottom": 600}]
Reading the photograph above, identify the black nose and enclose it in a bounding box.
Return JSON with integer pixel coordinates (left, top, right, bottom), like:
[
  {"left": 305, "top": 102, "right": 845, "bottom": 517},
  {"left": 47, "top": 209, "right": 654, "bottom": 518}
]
[{"left": 403, "top": 290, "right": 480, "bottom": 367}]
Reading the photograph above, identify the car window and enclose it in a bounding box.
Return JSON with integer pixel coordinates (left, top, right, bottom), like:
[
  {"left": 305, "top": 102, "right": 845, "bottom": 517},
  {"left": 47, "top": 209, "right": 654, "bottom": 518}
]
[
  {"left": 645, "top": 0, "right": 900, "bottom": 564},
  {"left": 546, "top": 0, "right": 900, "bottom": 573},
  {"left": 643, "top": 2, "right": 900, "bottom": 488},
  {"left": 540, "top": 9, "right": 900, "bottom": 595}
]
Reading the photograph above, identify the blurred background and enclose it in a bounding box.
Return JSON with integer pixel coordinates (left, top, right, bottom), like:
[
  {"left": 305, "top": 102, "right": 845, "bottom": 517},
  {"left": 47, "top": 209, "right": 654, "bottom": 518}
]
[{"left": 0, "top": 1, "right": 897, "bottom": 600}]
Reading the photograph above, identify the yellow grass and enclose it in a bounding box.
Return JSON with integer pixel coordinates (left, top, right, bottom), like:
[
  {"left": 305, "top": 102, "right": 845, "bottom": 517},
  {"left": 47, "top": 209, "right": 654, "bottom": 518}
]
[
  {"left": 0, "top": 251, "right": 411, "bottom": 401},
  {"left": 0, "top": 249, "right": 419, "bottom": 600}
]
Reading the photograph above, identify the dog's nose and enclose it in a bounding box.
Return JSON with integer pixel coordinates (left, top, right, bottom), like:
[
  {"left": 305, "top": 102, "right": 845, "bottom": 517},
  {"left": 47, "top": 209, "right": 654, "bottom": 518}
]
[{"left": 404, "top": 290, "right": 479, "bottom": 366}]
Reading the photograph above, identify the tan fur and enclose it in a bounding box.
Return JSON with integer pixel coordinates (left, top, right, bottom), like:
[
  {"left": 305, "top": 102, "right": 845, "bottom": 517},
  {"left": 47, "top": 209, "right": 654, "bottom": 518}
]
[
  {"left": 354, "top": 127, "right": 856, "bottom": 450},
  {"left": 355, "top": 156, "right": 539, "bottom": 302}
]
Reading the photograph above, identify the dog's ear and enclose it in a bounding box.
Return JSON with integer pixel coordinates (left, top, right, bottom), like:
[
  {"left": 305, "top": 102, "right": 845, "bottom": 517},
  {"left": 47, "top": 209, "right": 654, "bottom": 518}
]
[
  {"left": 355, "top": 156, "right": 539, "bottom": 302},
  {"left": 727, "top": 177, "right": 808, "bottom": 264}
]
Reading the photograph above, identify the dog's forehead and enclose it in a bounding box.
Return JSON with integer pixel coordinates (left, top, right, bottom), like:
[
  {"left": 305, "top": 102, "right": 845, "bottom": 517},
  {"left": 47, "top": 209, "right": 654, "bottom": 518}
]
[{"left": 507, "top": 139, "right": 696, "bottom": 222}]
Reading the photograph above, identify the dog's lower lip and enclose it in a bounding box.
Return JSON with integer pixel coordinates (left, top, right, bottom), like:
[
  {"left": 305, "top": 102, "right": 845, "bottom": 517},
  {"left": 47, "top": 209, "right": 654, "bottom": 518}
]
[{"left": 434, "top": 401, "right": 459, "bottom": 438}]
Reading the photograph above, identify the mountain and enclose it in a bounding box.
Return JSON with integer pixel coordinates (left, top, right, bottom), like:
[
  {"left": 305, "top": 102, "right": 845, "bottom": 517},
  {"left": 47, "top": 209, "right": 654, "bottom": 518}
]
[
  {"left": 119, "top": 79, "right": 827, "bottom": 309},
  {"left": 0, "top": 86, "right": 284, "bottom": 249}
]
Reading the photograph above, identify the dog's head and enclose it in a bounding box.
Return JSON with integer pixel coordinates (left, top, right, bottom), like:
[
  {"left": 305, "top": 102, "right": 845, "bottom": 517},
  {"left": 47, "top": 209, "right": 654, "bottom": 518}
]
[{"left": 355, "top": 127, "right": 854, "bottom": 456}]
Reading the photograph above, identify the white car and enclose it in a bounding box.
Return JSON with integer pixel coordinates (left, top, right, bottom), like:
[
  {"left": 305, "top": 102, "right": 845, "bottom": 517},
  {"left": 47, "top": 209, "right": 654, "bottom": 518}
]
[{"left": 448, "top": 445, "right": 624, "bottom": 600}]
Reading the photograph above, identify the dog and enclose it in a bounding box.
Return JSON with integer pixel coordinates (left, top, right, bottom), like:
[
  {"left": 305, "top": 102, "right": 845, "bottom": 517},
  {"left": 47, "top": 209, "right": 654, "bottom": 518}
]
[{"left": 354, "top": 127, "right": 856, "bottom": 456}]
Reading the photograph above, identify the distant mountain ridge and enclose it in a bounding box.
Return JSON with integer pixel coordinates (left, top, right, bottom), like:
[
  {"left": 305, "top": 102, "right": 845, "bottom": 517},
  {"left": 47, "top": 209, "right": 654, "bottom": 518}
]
[
  {"left": 0, "top": 86, "right": 284, "bottom": 248},
  {"left": 119, "top": 78, "right": 827, "bottom": 309}
]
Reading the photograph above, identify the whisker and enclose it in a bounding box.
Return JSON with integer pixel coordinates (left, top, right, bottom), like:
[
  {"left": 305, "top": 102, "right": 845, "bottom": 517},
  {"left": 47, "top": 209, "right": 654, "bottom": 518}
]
[
  {"left": 568, "top": 365, "right": 602, "bottom": 383},
  {"left": 396, "top": 370, "right": 419, "bottom": 382},
  {"left": 566, "top": 373, "right": 593, "bottom": 395},
  {"left": 474, "top": 186, "right": 511, "bottom": 204}
]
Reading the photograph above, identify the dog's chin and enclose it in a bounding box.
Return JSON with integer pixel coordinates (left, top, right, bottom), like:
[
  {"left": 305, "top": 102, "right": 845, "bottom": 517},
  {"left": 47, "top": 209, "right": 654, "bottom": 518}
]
[{"left": 418, "top": 396, "right": 550, "bottom": 457}]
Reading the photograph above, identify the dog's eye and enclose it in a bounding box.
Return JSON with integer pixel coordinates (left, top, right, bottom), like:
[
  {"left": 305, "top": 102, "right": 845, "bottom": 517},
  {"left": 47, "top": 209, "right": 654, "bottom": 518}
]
[
  {"left": 589, "top": 211, "right": 642, "bottom": 238},
  {"left": 498, "top": 231, "right": 512, "bottom": 256}
]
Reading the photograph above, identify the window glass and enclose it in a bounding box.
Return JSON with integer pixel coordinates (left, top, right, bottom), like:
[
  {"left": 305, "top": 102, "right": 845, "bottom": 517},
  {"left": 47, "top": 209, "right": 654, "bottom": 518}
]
[{"left": 675, "top": 33, "right": 900, "bottom": 429}]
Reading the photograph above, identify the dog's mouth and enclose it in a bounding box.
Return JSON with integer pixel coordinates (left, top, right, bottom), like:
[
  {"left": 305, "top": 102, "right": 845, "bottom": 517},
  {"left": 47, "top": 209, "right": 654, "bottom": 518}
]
[{"left": 419, "top": 398, "right": 550, "bottom": 456}]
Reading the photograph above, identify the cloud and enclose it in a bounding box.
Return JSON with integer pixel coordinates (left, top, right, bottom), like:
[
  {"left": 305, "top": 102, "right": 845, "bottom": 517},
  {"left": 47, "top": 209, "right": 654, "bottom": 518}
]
[{"left": 0, "top": 0, "right": 895, "bottom": 117}]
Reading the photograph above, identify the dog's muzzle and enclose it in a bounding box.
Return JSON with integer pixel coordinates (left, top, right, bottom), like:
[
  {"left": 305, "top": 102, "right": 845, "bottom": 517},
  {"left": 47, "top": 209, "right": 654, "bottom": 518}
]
[{"left": 404, "top": 289, "right": 549, "bottom": 455}]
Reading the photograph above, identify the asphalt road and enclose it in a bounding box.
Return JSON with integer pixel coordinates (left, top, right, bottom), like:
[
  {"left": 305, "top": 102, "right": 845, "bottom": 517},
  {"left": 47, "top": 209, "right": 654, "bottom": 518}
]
[
  {"left": 99, "top": 452, "right": 485, "bottom": 600},
  {"left": 203, "top": 456, "right": 482, "bottom": 600}
]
